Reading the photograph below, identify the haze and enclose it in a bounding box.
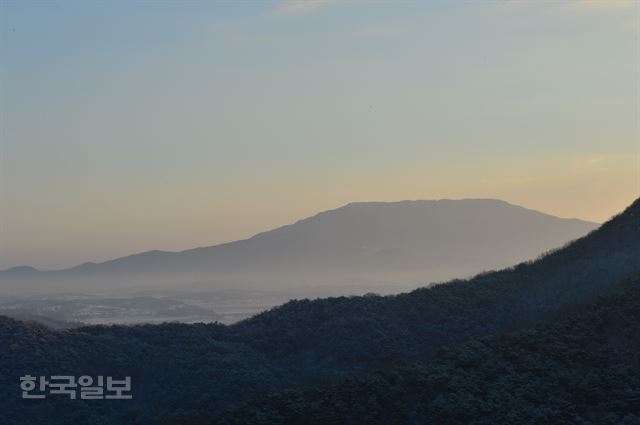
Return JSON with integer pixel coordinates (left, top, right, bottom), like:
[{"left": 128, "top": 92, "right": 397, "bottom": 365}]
[{"left": 1, "top": 0, "right": 638, "bottom": 270}]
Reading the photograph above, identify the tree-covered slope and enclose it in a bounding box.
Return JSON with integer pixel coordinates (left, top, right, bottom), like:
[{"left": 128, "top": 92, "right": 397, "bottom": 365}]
[
  {"left": 218, "top": 274, "right": 640, "bottom": 425},
  {"left": 0, "top": 318, "right": 285, "bottom": 425}
]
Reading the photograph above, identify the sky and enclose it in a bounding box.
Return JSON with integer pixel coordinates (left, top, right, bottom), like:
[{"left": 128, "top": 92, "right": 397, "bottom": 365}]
[{"left": 0, "top": 0, "right": 638, "bottom": 270}]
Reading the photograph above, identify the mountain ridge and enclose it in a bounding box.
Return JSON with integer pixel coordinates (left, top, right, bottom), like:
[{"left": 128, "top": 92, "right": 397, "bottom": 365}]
[
  {"left": 1, "top": 198, "right": 597, "bottom": 274},
  {"left": 0, "top": 198, "right": 600, "bottom": 297}
]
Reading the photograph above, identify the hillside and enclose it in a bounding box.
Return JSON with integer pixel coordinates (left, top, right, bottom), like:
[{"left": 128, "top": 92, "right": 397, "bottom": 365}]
[
  {"left": 0, "top": 317, "right": 273, "bottom": 425},
  {"left": 0, "top": 199, "right": 597, "bottom": 294},
  {"left": 220, "top": 274, "right": 640, "bottom": 425}
]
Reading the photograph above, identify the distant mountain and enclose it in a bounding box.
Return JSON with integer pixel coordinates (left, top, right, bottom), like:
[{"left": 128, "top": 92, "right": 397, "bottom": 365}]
[
  {"left": 0, "top": 199, "right": 598, "bottom": 294},
  {"left": 0, "top": 198, "right": 637, "bottom": 425},
  {"left": 1, "top": 266, "right": 40, "bottom": 275}
]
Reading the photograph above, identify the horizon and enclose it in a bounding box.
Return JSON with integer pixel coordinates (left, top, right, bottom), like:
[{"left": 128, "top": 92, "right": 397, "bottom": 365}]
[{"left": 1, "top": 1, "right": 638, "bottom": 269}]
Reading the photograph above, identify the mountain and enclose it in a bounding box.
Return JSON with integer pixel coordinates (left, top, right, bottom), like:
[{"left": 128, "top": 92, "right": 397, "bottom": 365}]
[
  {"left": 0, "top": 197, "right": 637, "bottom": 425},
  {"left": 0, "top": 199, "right": 598, "bottom": 294},
  {"left": 1, "top": 266, "right": 40, "bottom": 275}
]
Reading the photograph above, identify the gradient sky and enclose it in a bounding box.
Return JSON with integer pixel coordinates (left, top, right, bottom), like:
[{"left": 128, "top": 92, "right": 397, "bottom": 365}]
[{"left": 0, "top": 0, "right": 638, "bottom": 270}]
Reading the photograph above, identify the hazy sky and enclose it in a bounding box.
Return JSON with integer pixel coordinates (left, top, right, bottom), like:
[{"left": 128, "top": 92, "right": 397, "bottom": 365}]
[{"left": 1, "top": 0, "right": 638, "bottom": 270}]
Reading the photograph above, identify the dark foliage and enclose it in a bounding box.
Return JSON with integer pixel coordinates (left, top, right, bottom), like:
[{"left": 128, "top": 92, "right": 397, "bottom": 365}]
[
  {"left": 218, "top": 275, "right": 640, "bottom": 425},
  {"left": 0, "top": 319, "right": 287, "bottom": 424}
]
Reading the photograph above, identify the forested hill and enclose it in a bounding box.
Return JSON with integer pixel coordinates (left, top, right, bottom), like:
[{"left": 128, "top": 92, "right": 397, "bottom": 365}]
[
  {"left": 219, "top": 273, "right": 640, "bottom": 425},
  {"left": 0, "top": 316, "right": 275, "bottom": 425},
  {"left": 0, "top": 198, "right": 638, "bottom": 425}
]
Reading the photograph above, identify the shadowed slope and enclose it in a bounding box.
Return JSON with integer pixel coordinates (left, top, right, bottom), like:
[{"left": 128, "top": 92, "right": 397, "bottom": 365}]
[{"left": 220, "top": 274, "right": 640, "bottom": 425}]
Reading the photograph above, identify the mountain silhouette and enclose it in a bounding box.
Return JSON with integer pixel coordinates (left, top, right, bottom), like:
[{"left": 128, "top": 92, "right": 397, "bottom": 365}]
[{"left": 0, "top": 199, "right": 598, "bottom": 294}]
